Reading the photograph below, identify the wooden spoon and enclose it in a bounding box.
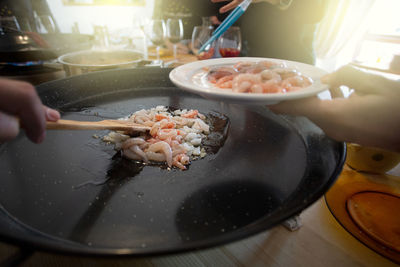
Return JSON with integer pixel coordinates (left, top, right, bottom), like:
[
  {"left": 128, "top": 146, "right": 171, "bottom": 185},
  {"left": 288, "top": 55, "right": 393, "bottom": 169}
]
[{"left": 46, "top": 119, "right": 150, "bottom": 133}]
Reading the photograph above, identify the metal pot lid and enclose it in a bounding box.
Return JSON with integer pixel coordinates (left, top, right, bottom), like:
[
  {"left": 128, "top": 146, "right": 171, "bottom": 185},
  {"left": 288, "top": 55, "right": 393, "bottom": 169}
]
[{"left": 57, "top": 49, "right": 144, "bottom": 68}]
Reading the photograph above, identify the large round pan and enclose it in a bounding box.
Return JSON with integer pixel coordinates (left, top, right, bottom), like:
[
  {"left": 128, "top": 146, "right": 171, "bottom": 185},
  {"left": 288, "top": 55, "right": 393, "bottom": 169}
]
[{"left": 0, "top": 67, "right": 345, "bottom": 256}]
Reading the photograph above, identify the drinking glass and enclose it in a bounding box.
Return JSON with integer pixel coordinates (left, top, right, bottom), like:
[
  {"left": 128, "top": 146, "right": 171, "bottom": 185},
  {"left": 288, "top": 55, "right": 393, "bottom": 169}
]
[
  {"left": 132, "top": 16, "right": 150, "bottom": 59},
  {"left": 218, "top": 26, "right": 241, "bottom": 57},
  {"left": 0, "top": 16, "right": 21, "bottom": 34},
  {"left": 166, "top": 18, "right": 184, "bottom": 60},
  {"left": 191, "top": 26, "right": 215, "bottom": 60},
  {"left": 143, "top": 19, "right": 166, "bottom": 63},
  {"left": 35, "top": 15, "right": 56, "bottom": 34},
  {"left": 93, "top": 25, "right": 110, "bottom": 48},
  {"left": 17, "top": 18, "right": 32, "bottom": 32},
  {"left": 201, "top": 16, "right": 213, "bottom": 27}
]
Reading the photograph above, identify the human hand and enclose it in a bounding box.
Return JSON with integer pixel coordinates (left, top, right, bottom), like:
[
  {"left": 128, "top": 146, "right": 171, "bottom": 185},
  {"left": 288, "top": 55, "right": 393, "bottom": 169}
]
[
  {"left": 269, "top": 65, "right": 400, "bottom": 152},
  {"left": 0, "top": 79, "right": 60, "bottom": 144},
  {"left": 211, "top": 0, "right": 278, "bottom": 13},
  {"left": 210, "top": 15, "right": 222, "bottom": 25}
]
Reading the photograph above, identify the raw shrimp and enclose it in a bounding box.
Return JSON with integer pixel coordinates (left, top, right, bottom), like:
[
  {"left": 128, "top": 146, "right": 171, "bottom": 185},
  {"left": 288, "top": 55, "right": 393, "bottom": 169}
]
[
  {"left": 260, "top": 69, "right": 282, "bottom": 81},
  {"left": 150, "top": 119, "right": 175, "bottom": 137},
  {"left": 250, "top": 84, "right": 263, "bottom": 93},
  {"left": 122, "top": 137, "right": 146, "bottom": 150},
  {"left": 234, "top": 61, "right": 281, "bottom": 74},
  {"left": 216, "top": 75, "right": 235, "bottom": 89},
  {"left": 130, "top": 145, "right": 149, "bottom": 163},
  {"left": 181, "top": 109, "right": 199, "bottom": 118},
  {"left": 157, "top": 129, "right": 179, "bottom": 140},
  {"left": 207, "top": 60, "right": 313, "bottom": 94},
  {"left": 103, "top": 132, "right": 130, "bottom": 143},
  {"left": 192, "top": 119, "right": 210, "bottom": 134},
  {"left": 146, "top": 151, "right": 166, "bottom": 162},
  {"left": 281, "top": 75, "right": 312, "bottom": 91},
  {"left": 233, "top": 61, "right": 254, "bottom": 72},
  {"left": 147, "top": 141, "right": 173, "bottom": 167},
  {"left": 273, "top": 68, "right": 299, "bottom": 80},
  {"left": 103, "top": 106, "right": 211, "bottom": 170},
  {"left": 173, "top": 153, "right": 190, "bottom": 170},
  {"left": 123, "top": 148, "right": 141, "bottom": 160},
  {"left": 261, "top": 79, "right": 282, "bottom": 93},
  {"left": 172, "top": 116, "right": 189, "bottom": 128},
  {"left": 232, "top": 73, "right": 262, "bottom": 93},
  {"left": 207, "top": 67, "right": 237, "bottom": 83},
  {"left": 258, "top": 61, "right": 286, "bottom": 69}
]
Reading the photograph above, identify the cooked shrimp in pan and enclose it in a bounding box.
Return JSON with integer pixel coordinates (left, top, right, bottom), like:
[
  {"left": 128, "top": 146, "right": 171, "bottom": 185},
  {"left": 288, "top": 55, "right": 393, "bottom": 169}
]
[
  {"left": 208, "top": 60, "right": 313, "bottom": 94},
  {"left": 103, "top": 106, "right": 210, "bottom": 170}
]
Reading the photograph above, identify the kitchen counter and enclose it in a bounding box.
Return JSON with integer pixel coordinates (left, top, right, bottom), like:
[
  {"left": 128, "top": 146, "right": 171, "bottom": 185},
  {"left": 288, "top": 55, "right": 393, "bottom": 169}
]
[{"left": 0, "top": 166, "right": 397, "bottom": 266}]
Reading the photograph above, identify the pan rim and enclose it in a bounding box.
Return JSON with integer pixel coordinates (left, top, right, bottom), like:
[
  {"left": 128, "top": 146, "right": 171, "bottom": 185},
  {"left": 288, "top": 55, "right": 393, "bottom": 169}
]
[{"left": 0, "top": 68, "right": 346, "bottom": 257}]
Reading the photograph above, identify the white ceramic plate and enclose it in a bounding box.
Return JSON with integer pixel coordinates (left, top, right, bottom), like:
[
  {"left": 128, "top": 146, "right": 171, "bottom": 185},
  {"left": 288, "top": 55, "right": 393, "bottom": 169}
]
[{"left": 169, "top": 57, "right": 329, "bottom": 105}]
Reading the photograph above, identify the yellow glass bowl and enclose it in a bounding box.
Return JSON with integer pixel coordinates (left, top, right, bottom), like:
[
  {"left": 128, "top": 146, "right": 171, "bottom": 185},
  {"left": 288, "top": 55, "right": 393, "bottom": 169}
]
[{"left": 346, "top": 143, "right": 400, "bottom": 174}]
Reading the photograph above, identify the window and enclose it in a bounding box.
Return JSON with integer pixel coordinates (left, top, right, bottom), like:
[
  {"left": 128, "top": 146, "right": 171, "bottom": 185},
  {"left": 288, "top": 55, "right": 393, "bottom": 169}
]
[
  {"left": 352, "top": 0, "right": 400, "bottom": 72},
  {"left": 62, "top": 0, "right": 145, "bottom": 6}
]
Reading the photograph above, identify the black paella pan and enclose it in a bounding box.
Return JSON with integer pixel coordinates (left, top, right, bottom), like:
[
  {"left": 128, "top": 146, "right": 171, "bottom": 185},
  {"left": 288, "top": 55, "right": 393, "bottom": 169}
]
[{"left": 0, "top": 67, "right": 345, "bottom": 256}]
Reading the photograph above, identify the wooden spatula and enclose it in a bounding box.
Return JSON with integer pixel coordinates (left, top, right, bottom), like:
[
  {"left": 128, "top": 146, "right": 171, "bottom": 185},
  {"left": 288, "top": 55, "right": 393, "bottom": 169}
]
[{"left": 46, "top": 119, "right": 150, "bottom": 133}]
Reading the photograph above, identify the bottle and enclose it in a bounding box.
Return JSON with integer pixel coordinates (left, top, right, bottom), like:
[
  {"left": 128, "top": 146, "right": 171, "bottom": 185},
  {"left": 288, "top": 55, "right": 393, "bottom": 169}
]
[{"left": 201, "top": 17, "right": 213, "bottom": 28}]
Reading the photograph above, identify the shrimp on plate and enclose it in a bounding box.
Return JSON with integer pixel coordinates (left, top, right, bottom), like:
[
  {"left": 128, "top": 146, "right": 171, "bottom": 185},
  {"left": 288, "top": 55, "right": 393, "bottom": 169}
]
[{"left": 207, "top": 60, "right": 313, "bottom": 94}]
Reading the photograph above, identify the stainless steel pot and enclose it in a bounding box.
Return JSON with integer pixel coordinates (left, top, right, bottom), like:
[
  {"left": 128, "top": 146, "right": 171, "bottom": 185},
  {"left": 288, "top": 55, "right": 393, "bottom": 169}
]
[{"left": 57, "top": 49, "right": 144, "bottom": 76}]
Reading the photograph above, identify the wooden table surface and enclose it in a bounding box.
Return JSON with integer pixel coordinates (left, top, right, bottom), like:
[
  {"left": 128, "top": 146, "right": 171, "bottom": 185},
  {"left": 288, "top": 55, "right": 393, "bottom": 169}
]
[{"left": 1, "top": 55, "right": 398, "bottom": 266}]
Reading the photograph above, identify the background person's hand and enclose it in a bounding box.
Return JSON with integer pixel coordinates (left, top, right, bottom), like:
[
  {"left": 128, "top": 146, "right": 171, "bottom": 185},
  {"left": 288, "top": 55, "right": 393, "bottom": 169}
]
[
  {"left": 269, "top": 65, "right": 400, "bottom": 152},
  {"left": 211, "top": 0, "right": 279, "bottom": 13},
  {"left": 0, "top": 79, "right": 60, "bottom": 143}
]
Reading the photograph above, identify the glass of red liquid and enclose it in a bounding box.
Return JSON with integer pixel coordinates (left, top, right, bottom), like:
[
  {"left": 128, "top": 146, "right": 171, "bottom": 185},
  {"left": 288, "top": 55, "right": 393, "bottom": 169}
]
[{"left": 218, "top": 26, "right": 241, "bottom": 57}]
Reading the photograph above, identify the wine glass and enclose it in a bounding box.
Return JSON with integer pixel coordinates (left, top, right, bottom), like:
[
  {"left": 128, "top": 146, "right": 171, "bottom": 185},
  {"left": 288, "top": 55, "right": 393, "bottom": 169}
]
[
  {"left": 143, "top": 19, "right": 166, "bottom": 63},
  {"left": 191, "top": 25, "right": 215, "bottom": 60},
  {"left": 93, "top": 25, "right": 110, "bottom": 48},
  {"left": 18, "top": 18, "right": 32, "bottom": 32},
  {"left": 0, "top": 16, "right": 21, "bottom": 34},
  {"left": 35, "top": 15, "right": 56, "bottom": 34},
  {"left": 166, "top": 18, "right": 184, "bottom": 60},
  {"left": 218, "top": 26, "right": 241, "bottom": 57},
  {"left": 133, "top": 16, "right": 152, "bottom": 59}
]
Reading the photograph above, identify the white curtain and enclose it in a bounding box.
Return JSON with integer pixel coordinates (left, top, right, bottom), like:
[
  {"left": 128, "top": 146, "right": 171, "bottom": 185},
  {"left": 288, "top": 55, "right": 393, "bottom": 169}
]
[{"left": 314, "top": 0, "right": 376, "bottom": 60}]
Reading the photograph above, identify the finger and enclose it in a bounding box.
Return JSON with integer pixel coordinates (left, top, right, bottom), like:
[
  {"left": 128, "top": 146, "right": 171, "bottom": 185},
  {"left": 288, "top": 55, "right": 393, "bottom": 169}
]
[
  {"left": 0, "top": 112, "right": 19, "bottom": 142},
  {"left": 44, "top": 106, "right": 60, "bottom": 122},
  {"left": 268, "top": 96, "right": 320, "bottom": 116},
  {"left": 329, "top": 87, "right": 345, "bottom": 98},
  {"left": 323, "top": 65, "right": 384, "bottom": 95},
  {"left": 219, "top": 0, "right": 242, "bottom": 13},
  {"left": 0, "top": 79, "right": 46, "bottom": 143},
  {"left": 210, "top": 15, "right": 221, "bottom": 25}
]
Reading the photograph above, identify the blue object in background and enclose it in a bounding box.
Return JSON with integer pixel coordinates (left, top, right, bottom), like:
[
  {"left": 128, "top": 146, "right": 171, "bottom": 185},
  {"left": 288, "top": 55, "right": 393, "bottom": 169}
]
[{"left": 198, "top": 0, "right": 251, "bottom": 54}]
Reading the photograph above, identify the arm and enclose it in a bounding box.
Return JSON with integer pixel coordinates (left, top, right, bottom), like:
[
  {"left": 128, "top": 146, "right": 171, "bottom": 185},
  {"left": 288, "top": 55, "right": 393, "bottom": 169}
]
[
  {"left": 269, "top": 65, "right": 400, "bottom": 152},
  {"left": 211, "top": 0, "right": 328, "bottom": 23},
  {"left": 0, "top": 79, "right": 60, "bottom": 143},
  {"left": 211, "top": 0, "right": 279, "bottom": 13}
]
